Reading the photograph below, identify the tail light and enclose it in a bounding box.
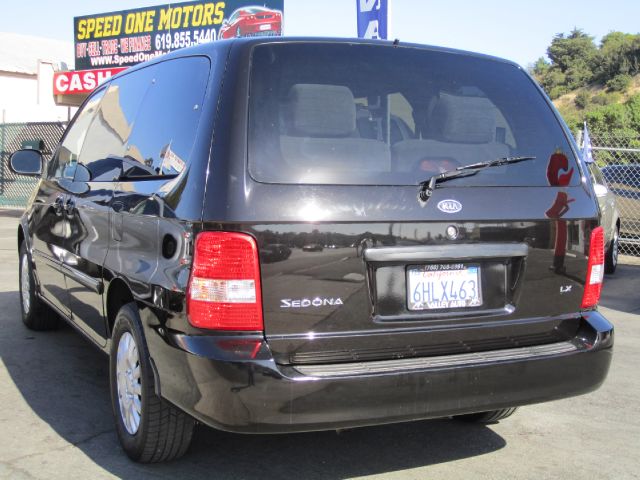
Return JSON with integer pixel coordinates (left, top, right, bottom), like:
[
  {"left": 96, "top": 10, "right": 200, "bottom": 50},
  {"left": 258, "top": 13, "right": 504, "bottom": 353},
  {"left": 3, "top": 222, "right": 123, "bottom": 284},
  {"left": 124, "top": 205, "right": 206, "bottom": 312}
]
[
  {"left": 581, "top": 226, "right": 605, "bottom": 309},
  {"left": 187, "top": 232, "right": 263, "bottom": 331}
]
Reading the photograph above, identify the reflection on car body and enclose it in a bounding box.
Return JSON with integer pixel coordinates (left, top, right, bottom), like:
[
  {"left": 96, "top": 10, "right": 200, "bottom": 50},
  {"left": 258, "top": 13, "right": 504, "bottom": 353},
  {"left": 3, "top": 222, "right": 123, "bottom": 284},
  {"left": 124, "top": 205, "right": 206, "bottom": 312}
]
[
  {"left": 302, "top": 243, "right": 324, "bottom": 252},
  {"left": 260, "top": 243, "right": 292, "bottom": 263},
  {"left": 219, "top": 6, "right": 282, "bottom": 39}
]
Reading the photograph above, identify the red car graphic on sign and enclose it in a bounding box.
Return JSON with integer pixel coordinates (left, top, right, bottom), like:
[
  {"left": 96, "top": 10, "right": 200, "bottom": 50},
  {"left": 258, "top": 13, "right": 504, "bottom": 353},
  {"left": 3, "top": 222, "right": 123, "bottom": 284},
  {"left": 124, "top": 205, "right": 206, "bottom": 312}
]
[{"left": 219, "top": 6, "right": 282, "bottom": 38}]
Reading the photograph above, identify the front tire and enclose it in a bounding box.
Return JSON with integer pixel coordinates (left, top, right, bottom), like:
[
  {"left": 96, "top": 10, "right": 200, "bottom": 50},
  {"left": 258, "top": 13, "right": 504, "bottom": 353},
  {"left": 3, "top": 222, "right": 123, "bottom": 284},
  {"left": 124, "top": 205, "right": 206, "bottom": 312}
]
[
  {"left": 455, "top": 407, "right": 518, "bottom": 423},
  {"left": 109, "top": 303, "right": 194, "bottom": 462},
  {"left": 18, "top": 242, "right": 59, "bottom": 330},
  {"left": 605, "top": 226, "right": 618, "bottom": 274}
]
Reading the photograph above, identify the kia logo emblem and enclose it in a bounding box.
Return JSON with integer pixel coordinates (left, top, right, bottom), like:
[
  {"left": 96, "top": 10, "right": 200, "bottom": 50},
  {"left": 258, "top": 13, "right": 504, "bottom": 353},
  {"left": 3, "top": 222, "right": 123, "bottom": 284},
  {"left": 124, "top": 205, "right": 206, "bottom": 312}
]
[{"left": 437, "top": 199, "right": 462, "bottom": 213}]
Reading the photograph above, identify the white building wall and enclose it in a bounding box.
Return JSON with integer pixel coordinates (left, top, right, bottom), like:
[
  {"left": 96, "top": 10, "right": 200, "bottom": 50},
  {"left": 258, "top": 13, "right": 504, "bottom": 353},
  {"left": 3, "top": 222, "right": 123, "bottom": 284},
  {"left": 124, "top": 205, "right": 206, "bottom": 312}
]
[
  {"left": 0, "top": 33, "right": 76, "bottom": 123},
  {"left": 0, "top": 61, "right": 73, "bottom": 123}
]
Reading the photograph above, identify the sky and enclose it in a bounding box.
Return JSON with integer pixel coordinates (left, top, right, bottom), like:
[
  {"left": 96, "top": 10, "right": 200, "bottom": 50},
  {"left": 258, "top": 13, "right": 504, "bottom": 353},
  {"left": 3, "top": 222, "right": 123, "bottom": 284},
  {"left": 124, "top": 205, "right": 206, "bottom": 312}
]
[{"left": 0, "top": 0, "right": 638, "bottom": 67}]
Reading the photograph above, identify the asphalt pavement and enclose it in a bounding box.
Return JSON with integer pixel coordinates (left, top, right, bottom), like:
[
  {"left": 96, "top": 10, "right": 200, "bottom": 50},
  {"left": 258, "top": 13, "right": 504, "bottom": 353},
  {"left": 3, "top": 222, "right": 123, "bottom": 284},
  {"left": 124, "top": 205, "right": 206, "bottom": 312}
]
[{"left": 0, "top": 214, "right": 639, "bottom": 480}]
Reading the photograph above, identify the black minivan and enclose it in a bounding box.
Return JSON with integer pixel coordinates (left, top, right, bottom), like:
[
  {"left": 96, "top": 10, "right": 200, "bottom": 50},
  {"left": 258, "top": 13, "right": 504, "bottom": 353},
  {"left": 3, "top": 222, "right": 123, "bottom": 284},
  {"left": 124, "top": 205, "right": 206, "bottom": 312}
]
[{"left": 10, "top": 38, "right": 613, "bottom": 462}]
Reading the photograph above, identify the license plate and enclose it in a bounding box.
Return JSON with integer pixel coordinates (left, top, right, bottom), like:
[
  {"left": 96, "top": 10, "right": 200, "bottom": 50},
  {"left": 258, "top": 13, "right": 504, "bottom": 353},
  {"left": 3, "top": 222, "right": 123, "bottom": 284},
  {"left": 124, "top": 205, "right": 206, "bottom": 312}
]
[
  {"left": 259, "top": 24, "right": 272, "bottom": 30},
  {"left": 407, "top": 264, "right": 482, "bottom": 310}
]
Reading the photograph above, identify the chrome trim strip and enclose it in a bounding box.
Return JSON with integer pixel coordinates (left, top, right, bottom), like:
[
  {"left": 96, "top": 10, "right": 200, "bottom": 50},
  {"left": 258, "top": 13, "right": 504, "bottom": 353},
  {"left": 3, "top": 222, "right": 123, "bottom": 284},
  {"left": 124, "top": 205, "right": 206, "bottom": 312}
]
[
  {"left": 294, "top": 341, "right": 578, "bottom": 378},
  {"left": 62, "top": 265, "right": 103, "bottom": 294},
  {"left": 364, "top": 243, "right": 528, "bottom": 263}
]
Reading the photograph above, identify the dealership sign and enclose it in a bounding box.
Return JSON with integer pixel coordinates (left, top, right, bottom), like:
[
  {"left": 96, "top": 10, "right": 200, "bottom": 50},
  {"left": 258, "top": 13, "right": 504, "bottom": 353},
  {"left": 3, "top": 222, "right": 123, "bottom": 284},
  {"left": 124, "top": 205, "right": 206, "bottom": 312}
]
[
  {"left": 53, "top": 67, "right": 127, "bottom": 95},
  {"left": 74, "top": 0, "right": 284, "bottom": 70},
  {"left": 356, "top": 0, "right": 388, "bottom": 39}
]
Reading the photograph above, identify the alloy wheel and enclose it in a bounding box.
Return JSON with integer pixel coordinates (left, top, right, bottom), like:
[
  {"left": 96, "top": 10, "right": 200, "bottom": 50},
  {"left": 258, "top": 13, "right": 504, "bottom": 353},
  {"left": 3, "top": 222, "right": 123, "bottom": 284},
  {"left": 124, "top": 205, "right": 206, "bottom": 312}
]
[
  {"left": 20, "top": 254, "right": 31, "bottom": 315},
  {"left": 116, "top": 332, "right": 142, "bottom": 435}
]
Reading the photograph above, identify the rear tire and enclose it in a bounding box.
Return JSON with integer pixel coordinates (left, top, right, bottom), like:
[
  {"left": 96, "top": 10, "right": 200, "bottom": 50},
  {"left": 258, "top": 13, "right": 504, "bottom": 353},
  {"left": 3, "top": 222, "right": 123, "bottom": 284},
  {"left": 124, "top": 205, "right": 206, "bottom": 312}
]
[
  {"left": 109, "top": 302, "right": 195, "bottom": 462},
  {"left": 18, "top": 242, "right": 59, "bottom": 330},
  {"left": 605, "top": 227, "right": 618, "bottom": 274},
  {"left": 455, "top": 407, "right": 518, "bottom": 423}
]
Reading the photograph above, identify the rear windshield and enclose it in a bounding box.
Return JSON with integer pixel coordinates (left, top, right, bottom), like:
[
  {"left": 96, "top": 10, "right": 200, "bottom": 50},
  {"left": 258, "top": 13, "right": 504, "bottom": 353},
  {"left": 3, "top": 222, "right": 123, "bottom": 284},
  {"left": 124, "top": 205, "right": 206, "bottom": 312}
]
[{"left": 248, "top": 43, "right": 579, "bottom": 187}]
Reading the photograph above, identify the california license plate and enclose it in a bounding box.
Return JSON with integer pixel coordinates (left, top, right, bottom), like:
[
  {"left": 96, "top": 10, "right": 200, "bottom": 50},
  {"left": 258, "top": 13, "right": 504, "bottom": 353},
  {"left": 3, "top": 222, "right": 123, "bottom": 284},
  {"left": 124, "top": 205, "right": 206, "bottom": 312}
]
[
  {"left": 259, "top": 24, "right": 272, "bottom": 30},
  {"left": 407, "top": 264, "right": 482, "bottom": 311}
]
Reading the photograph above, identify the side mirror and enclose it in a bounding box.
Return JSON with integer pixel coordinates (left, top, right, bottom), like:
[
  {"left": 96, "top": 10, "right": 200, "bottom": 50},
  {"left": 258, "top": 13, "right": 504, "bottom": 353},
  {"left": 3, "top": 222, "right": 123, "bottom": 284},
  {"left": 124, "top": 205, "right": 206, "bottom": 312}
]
[
  {"left": 74, "top": 162, "right": 91, "bottom": 183},
  {"left": 9, "top": 149, "right": 44, "bottom": 177},
  {"left": 593, "top": 183, "right": 608, "bottom": 198}
]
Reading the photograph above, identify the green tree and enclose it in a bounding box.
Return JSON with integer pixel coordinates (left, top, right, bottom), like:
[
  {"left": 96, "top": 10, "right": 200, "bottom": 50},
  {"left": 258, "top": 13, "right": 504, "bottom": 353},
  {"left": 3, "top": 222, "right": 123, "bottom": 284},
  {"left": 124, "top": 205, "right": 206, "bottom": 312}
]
[
  {"left": 593, "top": 32, "right": 640, "bottom": 83},
  {"left": 531, "top": 57, "right": 550, "bottom": 77},
  {"left": 585, "top": 103, "right": 628, "bottom": 130},
  {"left": 625, "top": 94, "right": 640, "bottom": 131},
  {"left": 533, "top": 29, "right": 640, "bottom": 138},
  {"left": 574, "top": 91, "right": 590, "bottom": 109},
  {"left": 531, "top": 29, "right": 599, "bottom": 98},
  {"left": 606, "top": 74, "right": 632, "bottom": 92},
  {"left": 546, "top": 29, "right": 597, "bottom": 89}
]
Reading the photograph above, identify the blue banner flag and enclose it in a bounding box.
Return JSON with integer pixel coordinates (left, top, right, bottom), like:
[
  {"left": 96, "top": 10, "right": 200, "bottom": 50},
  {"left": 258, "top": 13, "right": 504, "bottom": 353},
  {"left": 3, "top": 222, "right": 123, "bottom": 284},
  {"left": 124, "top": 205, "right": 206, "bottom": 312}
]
[
  {"left": 582, "top": 122, "right": 594, "bottom": 163},
  {"left": 356, "top": 0, "right": 388, "bottom": 39}
]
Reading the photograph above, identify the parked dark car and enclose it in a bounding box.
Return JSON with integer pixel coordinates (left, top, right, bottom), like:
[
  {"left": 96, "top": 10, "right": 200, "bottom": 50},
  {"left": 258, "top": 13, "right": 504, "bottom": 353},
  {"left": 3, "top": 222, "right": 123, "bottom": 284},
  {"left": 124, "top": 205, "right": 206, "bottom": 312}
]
[
  {"left": 10, "top": 38, "right": 612, "bottom": 463},
  {"left": 260, "top": 243, "right": 292, "bottom": 263},
  {"left": 302, "top": 243, "right": 324, "bottom": 252},
  {"left": 219, "top": 6, "right": 282, "bottom": 39},
  {"left": 587, "top": 162, "right": 620, "bottom": 272},
  {"left": 601, "top": 163, "right": 640, "bottom": 189}
]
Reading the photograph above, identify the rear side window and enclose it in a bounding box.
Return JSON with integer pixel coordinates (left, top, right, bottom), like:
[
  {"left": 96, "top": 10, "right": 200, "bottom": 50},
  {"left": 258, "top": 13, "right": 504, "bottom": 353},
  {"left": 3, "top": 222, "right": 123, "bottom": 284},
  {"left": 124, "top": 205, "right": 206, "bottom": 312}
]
[
  {"left": 123, "top": 57, "right": 210, "bottom": 177},
  {"left": 72, "top": 56, "right": 210, "bottom": 182},
  {"left": 50, "top": 90, "right": 106, "bottom": 180},
  {"left": 248, "top": 43, "right": 579, "bottom": 187}
]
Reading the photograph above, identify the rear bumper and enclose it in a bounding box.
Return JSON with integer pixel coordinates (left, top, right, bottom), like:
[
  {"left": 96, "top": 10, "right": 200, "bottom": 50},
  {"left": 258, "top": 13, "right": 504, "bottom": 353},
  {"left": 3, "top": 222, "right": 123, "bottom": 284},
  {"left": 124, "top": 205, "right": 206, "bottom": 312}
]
[{"left": 148, "top": 311, "right": 613, "bottom": 433}]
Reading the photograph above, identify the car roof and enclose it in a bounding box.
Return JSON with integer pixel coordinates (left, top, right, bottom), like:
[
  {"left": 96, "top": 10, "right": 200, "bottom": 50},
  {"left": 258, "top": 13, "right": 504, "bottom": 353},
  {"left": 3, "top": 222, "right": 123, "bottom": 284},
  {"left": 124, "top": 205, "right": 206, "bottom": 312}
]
[{"left": 109, "top": 36, "right": 522, "bottom": 83}]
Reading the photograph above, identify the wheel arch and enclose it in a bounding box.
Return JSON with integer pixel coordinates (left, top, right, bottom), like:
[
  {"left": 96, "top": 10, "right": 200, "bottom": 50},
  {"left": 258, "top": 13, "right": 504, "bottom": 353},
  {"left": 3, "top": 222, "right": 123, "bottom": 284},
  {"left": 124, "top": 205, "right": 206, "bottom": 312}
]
[
  {"left": 106, "top": 277, "right": 135, "bottom": 338},
  {"left": 17, "top": 217, "right": 34, "bottom": 254},
  {"left": 17, "top": 224, "right": 24, "bottom": 249},
  {"left": 106, "top": 277, "right": 164, "bottom": 403}
]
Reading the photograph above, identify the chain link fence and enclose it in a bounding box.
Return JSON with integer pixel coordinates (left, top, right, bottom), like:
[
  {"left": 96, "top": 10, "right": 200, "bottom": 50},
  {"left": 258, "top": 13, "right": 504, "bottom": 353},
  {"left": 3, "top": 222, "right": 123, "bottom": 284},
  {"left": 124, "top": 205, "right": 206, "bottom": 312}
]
[
  {"left": 578, "top": 129, "right": 640, "bottom": 262},
  {"left": 0, "top": 122, "right": 66, "bottom": 208}
]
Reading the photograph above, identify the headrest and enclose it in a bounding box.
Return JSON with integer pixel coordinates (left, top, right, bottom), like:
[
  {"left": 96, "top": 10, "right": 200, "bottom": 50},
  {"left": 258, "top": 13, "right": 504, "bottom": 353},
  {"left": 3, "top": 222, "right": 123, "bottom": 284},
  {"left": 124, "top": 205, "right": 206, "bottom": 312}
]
[
  {"left": 431, "top": 93, "right": 496, "bottom": 144},
  {"left": 283, "top": 84, "right": 356, "bottom": 137}
]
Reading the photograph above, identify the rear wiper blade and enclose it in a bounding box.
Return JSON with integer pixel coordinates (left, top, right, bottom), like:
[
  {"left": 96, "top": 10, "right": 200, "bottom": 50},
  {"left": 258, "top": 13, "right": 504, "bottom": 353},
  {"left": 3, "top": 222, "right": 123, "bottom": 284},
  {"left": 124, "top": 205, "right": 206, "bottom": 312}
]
[
  {"left": 418, "top": 169, "right": 478, "bottom": 202},
  {"left": 418, "top": 156, "right": 536, "bottom": 203},
  {"left": 460, "top": 155, "right": 537, "bottom": 171}
]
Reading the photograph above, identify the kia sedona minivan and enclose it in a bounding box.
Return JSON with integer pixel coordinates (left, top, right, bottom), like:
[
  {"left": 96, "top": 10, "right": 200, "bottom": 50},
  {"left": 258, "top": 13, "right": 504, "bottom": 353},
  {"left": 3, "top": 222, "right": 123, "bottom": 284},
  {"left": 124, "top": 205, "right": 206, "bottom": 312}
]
[{"left": 10, "top": 38, "right": 613, "bottom": 462}]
